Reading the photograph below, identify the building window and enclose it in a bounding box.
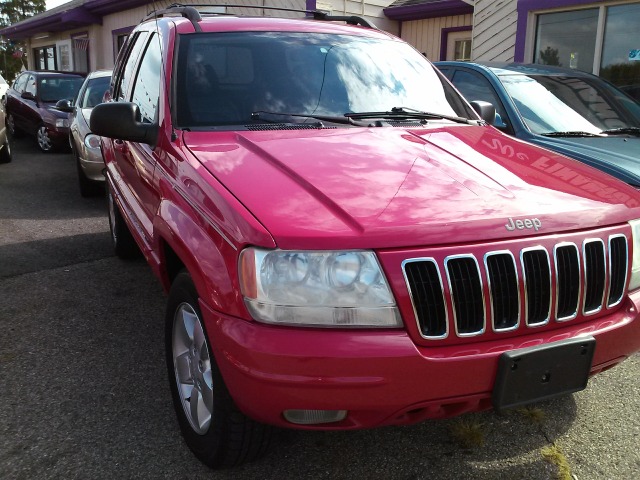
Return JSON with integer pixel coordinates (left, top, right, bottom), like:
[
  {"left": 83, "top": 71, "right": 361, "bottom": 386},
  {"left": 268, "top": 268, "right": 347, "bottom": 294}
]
[
  {"left": 33, "top": 45, "right": 56, "bottom": 70},
  {"left": 72, "top": 35, "right": 89, "bottom": 73},
  {"left": 454, "top": 39, "right": 472, "bottom": 61},
  {"left": 532, "top": 2, "right": 640, "bottom": 95}
]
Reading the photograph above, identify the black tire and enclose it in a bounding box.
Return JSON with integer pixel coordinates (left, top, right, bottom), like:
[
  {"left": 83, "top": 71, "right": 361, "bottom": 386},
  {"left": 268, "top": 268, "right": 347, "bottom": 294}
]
[
  {"left": 0, "top": 138, "right": 11, "bottom": 163},
  {"left": 6, "top": 113, "right": 22, "bottom": 138},
  {"left": 107, "top": 187, "right": 140, "bottom": 259},
  {"left": 165, "top": 271, "right": 272, "bottom": 468},
  {"left": 75, "top": 145, "right": 103, "bottom": 197}
]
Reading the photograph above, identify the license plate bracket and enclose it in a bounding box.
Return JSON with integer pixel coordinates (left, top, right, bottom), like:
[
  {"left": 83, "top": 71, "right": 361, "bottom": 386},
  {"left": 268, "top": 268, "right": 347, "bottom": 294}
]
[{"left": 492, "top": 336, "right": 595, "bottom": 412}]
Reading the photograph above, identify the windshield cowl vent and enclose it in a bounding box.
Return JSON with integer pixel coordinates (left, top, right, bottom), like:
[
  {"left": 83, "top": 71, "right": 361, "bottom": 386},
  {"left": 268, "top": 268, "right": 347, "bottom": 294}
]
[{"left": 246, "top": 124, "right": 337, "bottom": 131}]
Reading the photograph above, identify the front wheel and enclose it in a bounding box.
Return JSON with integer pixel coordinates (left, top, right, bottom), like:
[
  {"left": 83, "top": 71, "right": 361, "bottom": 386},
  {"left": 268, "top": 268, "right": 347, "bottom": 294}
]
[
  {"left": 36, "top": 125, "right": 54, "bottom": 152},
  {"left": 0, "top": 138, "right": 11, "bottom": 163},
  {"left": 166, "top": 271, "right": 272, "bottom": 468}
]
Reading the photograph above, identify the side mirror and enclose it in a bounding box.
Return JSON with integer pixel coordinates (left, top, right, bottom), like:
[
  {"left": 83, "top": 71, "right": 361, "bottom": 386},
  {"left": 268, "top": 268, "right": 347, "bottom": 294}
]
[
  {"left": 21, "top": 91, "right": 35, "bottom": 100},
  {"left": 90, "top": 102, "right": 158, "bottom": 146},
  {"left": 469, "top": 100, "right": 496, "bottom": 125},
  {"left": 55, "top": 99, "right": 74, "bottom": 113}
]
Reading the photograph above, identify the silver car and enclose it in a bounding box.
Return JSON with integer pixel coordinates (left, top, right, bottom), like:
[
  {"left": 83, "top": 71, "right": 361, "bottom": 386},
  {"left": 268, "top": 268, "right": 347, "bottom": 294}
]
[
  {"left": 0, "top": 100, "right": 11, "bottom": 164},
  {"left": 69, "top": 70, "right": 111, "bottom": 196}
]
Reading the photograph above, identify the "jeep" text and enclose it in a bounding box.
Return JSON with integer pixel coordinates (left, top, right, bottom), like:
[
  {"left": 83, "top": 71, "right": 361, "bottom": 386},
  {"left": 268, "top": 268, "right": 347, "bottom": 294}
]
[{"left": 505, "top": 217, "right": 542, "bottom": 231}]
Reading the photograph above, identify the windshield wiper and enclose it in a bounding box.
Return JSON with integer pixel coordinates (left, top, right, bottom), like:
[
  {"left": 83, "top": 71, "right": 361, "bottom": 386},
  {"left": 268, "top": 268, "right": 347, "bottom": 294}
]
[
  {"left": 540, "top": 131, "right": 603, "bottom": 137},
  {"left": 251, "top": 111, "right": 354, "bottom": 126},
  {"left": 345, "top": 107, "right": 473, "bottom": 125},
  {"left": 600, "top": 127, "right": 640, "bottom": 137}
]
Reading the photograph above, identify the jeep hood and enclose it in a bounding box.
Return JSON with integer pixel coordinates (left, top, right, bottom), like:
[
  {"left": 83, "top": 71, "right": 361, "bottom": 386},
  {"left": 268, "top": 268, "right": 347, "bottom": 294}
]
[
  {"left": 184, "top": 125, "right": 640, "bottom": 250},
  {"left": 529, "top": 135, "right": 640, "bottom": 187}
]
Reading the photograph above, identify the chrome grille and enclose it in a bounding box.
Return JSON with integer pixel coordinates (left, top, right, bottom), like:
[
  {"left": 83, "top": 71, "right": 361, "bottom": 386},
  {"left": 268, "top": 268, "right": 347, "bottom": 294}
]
[
  {"left": 583, "top": 239, "right": 606, "bottom": 314},
  {"left": 554, "top": 243, "right": 580, "bottom": 321},
  {"left": 403, "top": 234, "right": 629, "bottom": 340}
]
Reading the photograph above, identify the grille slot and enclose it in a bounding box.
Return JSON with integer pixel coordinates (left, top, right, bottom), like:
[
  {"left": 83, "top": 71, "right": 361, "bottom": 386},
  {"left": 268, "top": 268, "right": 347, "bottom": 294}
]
[
  {"left": 554, "top": 244, "right": 580, "bottom": 321},
  {"left": 445, "top": 256, "right": 485, "bottom": 336},
  {"left": 522, "top": 248, "right": 551, "bottom": 326},
  {"left": 402, "top": 233, "right": 629, "bottom": 340},
  {"left": 403, "top": 259, "right": 447, "bottom": 338},
  {"left": 583, "top": 240, "right": 606, "bottom": 314},
  {"left": 485, "top": 252, "right": 519, "bottom": 331},
  {"left": 608, "top": 235, "right": 628, "bottom": 307}
]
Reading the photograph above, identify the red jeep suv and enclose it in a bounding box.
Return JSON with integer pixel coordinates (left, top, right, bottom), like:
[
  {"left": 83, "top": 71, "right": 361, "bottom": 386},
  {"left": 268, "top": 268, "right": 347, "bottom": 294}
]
[{"left": 90, "top": 5, "right": 640, "bottom": 468}]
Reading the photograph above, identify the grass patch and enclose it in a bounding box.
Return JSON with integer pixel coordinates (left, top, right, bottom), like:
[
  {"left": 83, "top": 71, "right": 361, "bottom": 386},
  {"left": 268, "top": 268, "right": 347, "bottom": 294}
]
[
  {"left": 541, "top": 444, "right": 572, "bottom": 480},
  {"left": 516, "top": 406, "right": 546, "bottom": 424},
  {"left": 449, "top": 418, "right": 485, "bottom": 449}
]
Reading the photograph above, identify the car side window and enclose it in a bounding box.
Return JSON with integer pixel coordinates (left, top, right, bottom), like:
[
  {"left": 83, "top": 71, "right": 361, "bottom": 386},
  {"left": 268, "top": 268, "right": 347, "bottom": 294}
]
[
  {"left": 130, "top": 35, "right": 161, "bottom": 124},
  {"left": 13, "top": 73, "right": 27, "bottom": 93},
  {"left": 24, "top": 74, "right": 37, "bottom": 97},
  {"left": 116, "top": 31, "right": 149, "bottom": 101},
  {"left": 451, "top": 69, "right": 509, "bottom": 125}
]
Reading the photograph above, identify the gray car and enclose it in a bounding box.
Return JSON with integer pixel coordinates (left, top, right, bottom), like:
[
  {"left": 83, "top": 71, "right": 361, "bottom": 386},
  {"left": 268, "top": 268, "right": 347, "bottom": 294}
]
[
  {"left": 0, "top": 101, "right": 11, "bottom": 164},
  {"left": 435, "top": 62, "right": 640, "bottom": 187},
  {"left": 68, "top": 70, "right": 111, "bottom": 196}
]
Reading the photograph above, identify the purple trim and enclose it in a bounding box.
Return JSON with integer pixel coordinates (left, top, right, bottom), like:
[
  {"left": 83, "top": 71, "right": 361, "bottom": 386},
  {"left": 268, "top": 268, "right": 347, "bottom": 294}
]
[
  {"left": 439, "top": 25, "right": 471, "bottom": 61},
  {"left": 306, "top": 0, "right": 316, "bottom": 10},
  {"left": 515, "top": 0, "right": 597, "bottom": 62},
  {"left": 112, "top": 26, "right": 134, "bottom": 35},
  {"left": 384, "top": 1, "right": 473, "bottom": 21},
  {"left": 62, "top": 7, "right": 101, "bottom": 25}
]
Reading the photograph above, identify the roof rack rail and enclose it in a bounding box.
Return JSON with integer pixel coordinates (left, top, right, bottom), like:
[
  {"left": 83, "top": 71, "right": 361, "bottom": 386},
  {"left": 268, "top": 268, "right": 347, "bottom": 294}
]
[
  {"left": 143, "top": 5, "right": 202, "bottom": 31},
  {"left": 144, "top": 3, "right": 377, "bottom": 30}
]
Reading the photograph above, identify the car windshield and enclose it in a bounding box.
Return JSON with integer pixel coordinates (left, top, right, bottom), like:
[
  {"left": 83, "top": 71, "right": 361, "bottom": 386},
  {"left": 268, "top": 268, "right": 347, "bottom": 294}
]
[
  {"left": 499, "top": 74, "right": 640, "bottom": 135},
  {"left": 176, "top": 32, "right": 473, "bottom": 127},
  {"left": 79, "top": 75, "right": 111, "bottom": 108},
  {"left": 38, "top": 76, "right": 85, "bottom": 103}
]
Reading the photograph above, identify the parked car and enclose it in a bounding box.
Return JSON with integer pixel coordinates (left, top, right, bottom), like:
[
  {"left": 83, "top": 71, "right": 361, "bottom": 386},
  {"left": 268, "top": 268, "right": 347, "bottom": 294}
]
[
  {"left": 5, "top": 70, "right": 85, "bottom": 152},
  {"left": 91, "top": 5, "right": 640, "bottom": 468},
  {"left": 0, "top": 101, "right": 11, "bottom": 163},
  {"left": 0, "top": 72, "right": 9, "bottom": 101},
  {"left": 435, "top": 62, "right": 640, "bottom": 186},
  {"left": 64, "top": 70, "right": 112, "bottom": 196}
]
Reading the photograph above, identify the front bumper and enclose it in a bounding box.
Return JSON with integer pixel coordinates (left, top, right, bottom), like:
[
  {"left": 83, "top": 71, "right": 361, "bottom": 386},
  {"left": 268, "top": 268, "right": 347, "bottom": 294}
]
[{"left": 202, "top": 290, "right": 640, "bottom": 430}]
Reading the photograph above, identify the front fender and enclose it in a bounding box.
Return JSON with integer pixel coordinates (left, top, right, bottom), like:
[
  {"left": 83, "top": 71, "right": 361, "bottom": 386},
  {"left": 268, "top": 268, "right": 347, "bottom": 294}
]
[{"left": 153, "top": 198, "right": 249, "bottom": 319}]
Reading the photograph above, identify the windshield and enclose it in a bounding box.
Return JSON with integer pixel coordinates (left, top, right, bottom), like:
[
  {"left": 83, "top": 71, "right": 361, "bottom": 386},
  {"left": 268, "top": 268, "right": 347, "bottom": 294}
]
[
  {"left": 176, "top": 32, "right": 473, "bottom": 127},
  {"left": 38, "top": 76, "right": 85, "bottom": 103},
  {"left": 499, "top": 74, "right": 640, "bottom": 135},
  {"left": 79, "top": 75, "right": 111, "bottom": 108}
]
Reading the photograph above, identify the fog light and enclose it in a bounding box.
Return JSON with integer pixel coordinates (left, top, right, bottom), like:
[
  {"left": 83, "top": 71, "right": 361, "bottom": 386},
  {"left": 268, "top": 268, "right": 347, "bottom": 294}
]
[{"left": 283, "top": 409, "right": 347, "bottom": 425}]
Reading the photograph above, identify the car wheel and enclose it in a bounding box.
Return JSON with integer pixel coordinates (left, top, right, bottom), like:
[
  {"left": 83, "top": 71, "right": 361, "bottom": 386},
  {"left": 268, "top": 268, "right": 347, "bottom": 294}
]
[
  {"left": 166, "top": 271, "right": 272, "bottom": 468},
  {"left": 75, "top": 144, "right": 103, "bottom": 197},
  {"left": 36, "top": 125, "right": 54, "bottom": 152},
  {"left": 107, "top": 187, "right": 140, "bottom": 259},
  {"left": 6, "top": 113, "right": 22, "bottom": 137},
  {"left": 0, "top": 138, "right": 11, "bottom": 164}
]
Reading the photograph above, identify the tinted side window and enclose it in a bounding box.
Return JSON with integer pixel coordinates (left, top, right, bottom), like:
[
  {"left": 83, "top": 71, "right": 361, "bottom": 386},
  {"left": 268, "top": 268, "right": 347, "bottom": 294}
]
[
  {"left": 13, "top": 73, "right": 28, "bottom": 93},
  {"left": 116, "top": 31, "right": 149, "bottom": 101},
  {"left": 25, "top": 74, "right": 37, "bottom": 96},
  {"left": 131, "top": 35, "right": 161, "bottom": 123},
  {"left": 451, "top": 69, "right": 508, "bottom": 121}
]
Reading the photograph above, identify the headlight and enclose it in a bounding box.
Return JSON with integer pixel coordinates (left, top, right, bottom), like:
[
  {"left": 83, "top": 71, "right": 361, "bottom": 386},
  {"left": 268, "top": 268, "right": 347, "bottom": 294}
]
[
  {"left": 628, "top": 219, "right": 640, "bottom": 291},
  {"left": 84, "top": 134, "right": 101, "bottom": 150},
  {"left": 239, "top": 248, "right": 402, "bottom": 328},
  {"left": 56, "top": 118, "right": 69, "bottom": 128}
]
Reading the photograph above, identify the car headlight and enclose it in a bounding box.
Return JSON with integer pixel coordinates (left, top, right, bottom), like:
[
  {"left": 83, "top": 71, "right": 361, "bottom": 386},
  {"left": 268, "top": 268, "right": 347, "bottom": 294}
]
[
  {"left": 239, "top": 248, "right": 402, "bottom": 327},
  {"left": 84, "top": 134, "right": 101, "bottom": 150},
  {"left": 56, "top": 118, "right": 69, "bottom": 128},
  {"left": 628, "top": 219, "right": 640, "bottom": 291}
]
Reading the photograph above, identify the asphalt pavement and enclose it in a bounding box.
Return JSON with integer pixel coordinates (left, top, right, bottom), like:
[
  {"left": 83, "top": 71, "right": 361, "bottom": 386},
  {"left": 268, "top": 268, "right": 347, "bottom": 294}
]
[{"left": 1, "top": 136, "right": 639, "bottom": 480}]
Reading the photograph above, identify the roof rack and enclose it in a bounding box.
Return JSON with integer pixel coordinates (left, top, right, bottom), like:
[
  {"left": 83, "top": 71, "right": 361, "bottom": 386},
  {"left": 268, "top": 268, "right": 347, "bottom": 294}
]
[{"left": 143, "top": 3, "right": 378, "bottom": 31}]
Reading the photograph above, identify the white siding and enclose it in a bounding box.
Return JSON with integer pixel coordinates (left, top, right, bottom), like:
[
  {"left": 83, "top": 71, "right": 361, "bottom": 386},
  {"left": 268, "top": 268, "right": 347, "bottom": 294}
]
[
  {"left": 400, "top": 14, "right": 473, "bottom": 60},
  {"left": 325, "top": 0, "right": 399, "bottom": 34},
  {"left": 471, "top": 0, "right": 518, "bottom": 62}
]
